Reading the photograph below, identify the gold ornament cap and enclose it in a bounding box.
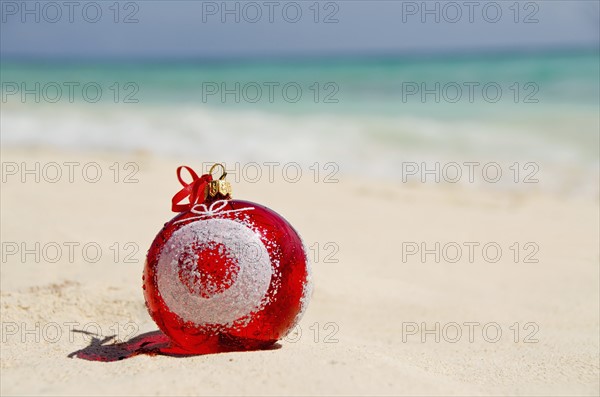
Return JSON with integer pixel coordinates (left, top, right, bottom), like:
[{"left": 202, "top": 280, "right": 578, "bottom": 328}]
[{"left": 206, "top": 163, "right": 232, "bottom": 199}]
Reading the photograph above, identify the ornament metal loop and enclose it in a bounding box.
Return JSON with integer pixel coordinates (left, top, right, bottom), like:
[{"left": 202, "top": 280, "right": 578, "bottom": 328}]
[
  {"left": 206, "top": 163, "right": 232, "bottom": 199},
  {"left": 209, "top": 163, "right": 227, "bottom": 180}
]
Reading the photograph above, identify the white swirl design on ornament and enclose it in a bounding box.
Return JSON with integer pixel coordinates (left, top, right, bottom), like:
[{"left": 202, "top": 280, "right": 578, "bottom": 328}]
[
  {"left": 156, "top": 217, "right": 272, "bottom": 327},
  {"left": 174, "top": 200, "right": 255, "bottom": 225}
]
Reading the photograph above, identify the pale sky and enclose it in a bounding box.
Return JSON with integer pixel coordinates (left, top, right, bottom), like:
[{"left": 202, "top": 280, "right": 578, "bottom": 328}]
[{"left": 1, "top": 0, "right": 598, "bottom": 59}]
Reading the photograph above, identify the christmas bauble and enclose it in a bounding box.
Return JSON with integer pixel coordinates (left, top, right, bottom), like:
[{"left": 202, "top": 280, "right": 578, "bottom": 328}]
[{"left": 143, "top": 165, "right": 312, "bottom": 352}]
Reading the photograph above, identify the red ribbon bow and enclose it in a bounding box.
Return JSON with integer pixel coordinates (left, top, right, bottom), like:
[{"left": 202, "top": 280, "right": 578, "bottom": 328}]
[{"left": 171, "top": 166, "right": 213, "bottom": 213}]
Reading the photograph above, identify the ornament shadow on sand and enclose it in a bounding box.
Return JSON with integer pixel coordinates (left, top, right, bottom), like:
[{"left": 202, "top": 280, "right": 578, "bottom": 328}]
[{"left": 68, "top": 329, "right": 281, "bottom": 362}]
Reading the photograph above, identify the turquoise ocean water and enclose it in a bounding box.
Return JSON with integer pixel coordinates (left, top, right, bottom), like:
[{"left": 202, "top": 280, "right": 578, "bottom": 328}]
[{"left": 1, "top": 51, "right": 598, "bottom": 194}]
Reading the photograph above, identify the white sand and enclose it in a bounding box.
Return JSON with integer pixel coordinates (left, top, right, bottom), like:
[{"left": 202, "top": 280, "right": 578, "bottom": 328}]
[{"left": 1, "top": 148, "right": 598, "bottom": 396}]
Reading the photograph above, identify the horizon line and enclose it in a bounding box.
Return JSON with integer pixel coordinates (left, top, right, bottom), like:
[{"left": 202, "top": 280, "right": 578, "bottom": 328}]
[{"left": 1, "top": 45, "right": 598, "bottom": 65}]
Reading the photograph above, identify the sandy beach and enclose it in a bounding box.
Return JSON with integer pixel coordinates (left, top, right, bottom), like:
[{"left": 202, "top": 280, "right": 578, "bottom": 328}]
[{"left": 1, "top": 147, "right": 598, "bottom": 396}]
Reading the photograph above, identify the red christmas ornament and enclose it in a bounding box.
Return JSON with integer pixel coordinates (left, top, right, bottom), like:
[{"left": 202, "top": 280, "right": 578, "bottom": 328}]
[{"left": 143, "top": 164, "right": 312, "bottom": 352}]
